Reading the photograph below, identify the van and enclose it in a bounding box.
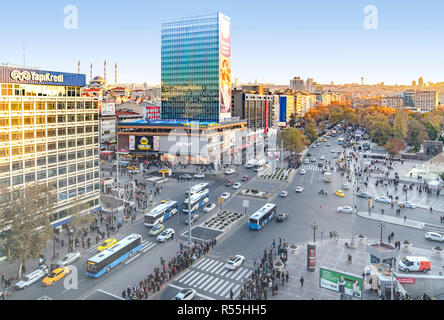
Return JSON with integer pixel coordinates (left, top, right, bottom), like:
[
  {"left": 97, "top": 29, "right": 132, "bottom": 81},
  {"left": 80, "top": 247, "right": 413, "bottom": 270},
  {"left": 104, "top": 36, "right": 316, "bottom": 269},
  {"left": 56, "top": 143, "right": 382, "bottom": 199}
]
[{"left": 398, "top": 256, "right": 431, "bottom": 273}]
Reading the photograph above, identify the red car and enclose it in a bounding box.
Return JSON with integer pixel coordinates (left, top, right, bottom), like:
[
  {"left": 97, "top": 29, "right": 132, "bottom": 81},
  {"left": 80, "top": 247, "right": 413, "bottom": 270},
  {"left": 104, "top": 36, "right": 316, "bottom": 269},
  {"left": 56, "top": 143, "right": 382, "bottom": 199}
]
[
  {"left": 225, "top": 180, "right": 233, "bottom": 187},
  {"left": 241, "top": 176, "right": 249, "bottom": 182}
]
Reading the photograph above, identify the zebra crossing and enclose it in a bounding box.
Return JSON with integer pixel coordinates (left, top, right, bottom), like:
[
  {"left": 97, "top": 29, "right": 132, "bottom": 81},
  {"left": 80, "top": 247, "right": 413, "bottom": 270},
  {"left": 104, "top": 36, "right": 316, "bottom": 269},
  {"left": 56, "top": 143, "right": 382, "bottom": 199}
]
[
  {"left": 124, "top": 239, "right": 157, "bottom": 264},
  {"left": 174, "top": 257, "right": 253, "bottom": 299},
  {"left": 300, "top": 165, "right": 336, "bottom": 172},
  {"left": 85, "top": 233, "right": 157, "bottom": 256}
]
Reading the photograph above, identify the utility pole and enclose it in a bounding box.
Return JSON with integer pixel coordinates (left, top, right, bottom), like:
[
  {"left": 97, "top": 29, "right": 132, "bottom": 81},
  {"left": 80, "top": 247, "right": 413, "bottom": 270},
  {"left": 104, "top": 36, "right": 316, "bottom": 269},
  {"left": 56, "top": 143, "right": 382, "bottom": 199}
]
[
  {"left": 116, "top": 133, "right": 119, "bottom": 188},
  {"left": 188, "top": 183, "right": 192, "bottom": 245},
  {"left": 312, "top": 222, "right": 318, "bottom": 242},
  {"left": 377, "top": 221, "right": 386, "bottom": 244}
]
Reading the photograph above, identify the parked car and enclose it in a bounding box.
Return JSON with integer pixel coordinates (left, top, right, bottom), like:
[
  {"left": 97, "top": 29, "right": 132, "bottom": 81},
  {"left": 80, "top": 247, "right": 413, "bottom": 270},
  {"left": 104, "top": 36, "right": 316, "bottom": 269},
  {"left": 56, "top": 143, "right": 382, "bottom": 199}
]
[
  {"left": 157, "top": 228, "right": 175, "bottom": 242},
  {"left": 179, "top": 174, "right": 192, "bottom": 181},
  {"left": 241, "top": 176, "right": 249, "bottom": 182},
  {"left": 425, "top": 232, "right": 444, "bottom": 242},
  {"left": 193, "top": 174, "right": 205, "bottom": 179},
  {"left": 16, "top": 266, "right": 49, "bottom": 289},
  {"left": 173, "top": 288, "right": 196, "bottom": 300},
  {"left": 280, "top": 191, "right": 288, "bottom": 198},
  {"left": 337, "top": 206, "right": 353, "bottom": 214},
  {"left": 185, "top": 214, "right": 199, "bottom": 225},
  {"left": 375, "top": 196, "right": 391, "bottom": 204},
  {"left": 225, "top": 169, "right": 236, "bottom": 175},
  {"left": 149, "top": 224, "right": 165, "bottom": 236},
  {"left": 55, "top": 252, "right": 81, "bottom": 267},
  {"left": 225, "top": 255, "right": 245, "bottom": 270},
  {"left": 356, "top": 192, "right": 372, "bottom": 199},
  {"left": 203, "top": 203, "right": 216, "bottom": 213},
  {"left": 276, "top": 212, "right": 289, "bottom": 222}
]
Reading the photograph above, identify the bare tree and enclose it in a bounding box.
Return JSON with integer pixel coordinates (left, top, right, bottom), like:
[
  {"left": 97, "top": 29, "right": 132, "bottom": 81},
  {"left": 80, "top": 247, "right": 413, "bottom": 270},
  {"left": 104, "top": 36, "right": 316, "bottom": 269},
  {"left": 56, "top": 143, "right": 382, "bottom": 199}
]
[
  {"left": 66, "top": 197, "right": 96, "bottom": 252},
  {"left": 0, "top": 182, "right": 56, "bottom": 279}
]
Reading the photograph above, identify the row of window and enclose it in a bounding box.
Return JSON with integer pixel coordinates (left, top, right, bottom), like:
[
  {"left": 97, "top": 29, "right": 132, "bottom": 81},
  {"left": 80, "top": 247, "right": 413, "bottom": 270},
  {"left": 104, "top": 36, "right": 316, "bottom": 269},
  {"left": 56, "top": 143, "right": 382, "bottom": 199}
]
[
  {"left": 0, "top": 170, "right": 99, "bottom": 187},
  {"left": 161, "top": 35, "right": 218, "bottom": 46},
  {"left": 0, "top": 158, "right": 99, "bottom": 174},
  {"left": 50, "top": 197, "right": 100, "bottom": 223},
  {"left": 0, "top": 84, "right": 85, "bottom": 97},
  {"left": 0, "top": 100, "right": 97, "bottom": 111},
  {"left": 0, "top": 127, "right": 98, "bottom": 142},
  {"left": 0, "top": 142, "right": 98, "bottom": 158}
]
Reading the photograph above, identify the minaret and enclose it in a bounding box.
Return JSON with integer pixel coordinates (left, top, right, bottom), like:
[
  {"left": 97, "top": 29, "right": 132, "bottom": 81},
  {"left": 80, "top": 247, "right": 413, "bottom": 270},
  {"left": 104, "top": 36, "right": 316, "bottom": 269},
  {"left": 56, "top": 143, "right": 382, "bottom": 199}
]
[
  {"left": 90, "top": 64, "right": 93, "bottom": 82},
  {"left": 77, "top": 60, "right": 80, "bottom": 73},
  {"left": 104, "top": 59, "right": 107, "bottom": 88},
  {"left": 361, "top": 77, "right": 364, "bottom": 86},
  {"left": 115, "top": 63, "right": 117, "bottom": 87}
]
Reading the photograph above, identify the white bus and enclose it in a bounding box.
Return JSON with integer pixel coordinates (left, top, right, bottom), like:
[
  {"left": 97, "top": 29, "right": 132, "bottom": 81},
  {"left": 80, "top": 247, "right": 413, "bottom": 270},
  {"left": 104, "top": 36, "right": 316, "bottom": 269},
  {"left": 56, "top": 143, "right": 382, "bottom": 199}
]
[
  {"left": 183, "top": 189, "right": 210, "bottom": 214},
  {"left": 144, "top": 200, "right": 179, "bottom": 227},
  {"left": 248, "top": 203, "right": 277, "bottom": 230},
  {"left": 185, "top": 182, "right": 210, "bottom": 197}
]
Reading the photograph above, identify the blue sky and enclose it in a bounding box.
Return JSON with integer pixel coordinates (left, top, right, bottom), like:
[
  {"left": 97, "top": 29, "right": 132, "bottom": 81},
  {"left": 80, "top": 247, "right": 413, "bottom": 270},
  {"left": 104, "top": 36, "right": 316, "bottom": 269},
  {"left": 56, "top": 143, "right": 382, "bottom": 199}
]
[{"left": 1, "top": 0, "right": 444, "bottom": 85}]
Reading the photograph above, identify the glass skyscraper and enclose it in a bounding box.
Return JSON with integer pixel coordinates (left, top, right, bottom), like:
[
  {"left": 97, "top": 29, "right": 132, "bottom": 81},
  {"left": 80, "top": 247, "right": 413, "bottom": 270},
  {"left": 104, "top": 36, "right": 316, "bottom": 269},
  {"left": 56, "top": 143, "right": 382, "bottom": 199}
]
[{"left": 161, "top": 13, "right": 232, "bottom": 123}]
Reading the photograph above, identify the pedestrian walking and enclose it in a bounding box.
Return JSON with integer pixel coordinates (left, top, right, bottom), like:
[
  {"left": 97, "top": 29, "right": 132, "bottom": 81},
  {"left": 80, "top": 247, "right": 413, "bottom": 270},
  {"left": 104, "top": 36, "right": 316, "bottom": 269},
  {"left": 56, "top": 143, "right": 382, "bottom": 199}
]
[
  {"left": 300, "top": 276, "right": 304, "bottom": 288},
  {"left": 404, "top": 215, "right": 407, "bottom": 223},
  {"left": 230, "top": 288, "right": 234, "bottom": 300}
]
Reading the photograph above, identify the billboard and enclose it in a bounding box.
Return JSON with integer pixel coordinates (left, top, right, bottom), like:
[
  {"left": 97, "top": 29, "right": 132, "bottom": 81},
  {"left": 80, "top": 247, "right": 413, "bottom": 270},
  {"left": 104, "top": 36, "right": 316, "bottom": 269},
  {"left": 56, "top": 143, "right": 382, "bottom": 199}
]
[
  {"left": 219, "top": 13, "right": 231, "bottom": 122},
  {"left": 135, "top": 136, "right": 159, "bottom": 152},
  {"left": 319, "top": 268, "right": 363, "bottom": 299},
  {"left": 0, "top": 66, "right": 86, "bottom": 87},
  {"left": 101, "top": 103, "right": 115, "bottom": 116},
  {"left": 129, "top": 135, "right": 135, "bottom": 151}
]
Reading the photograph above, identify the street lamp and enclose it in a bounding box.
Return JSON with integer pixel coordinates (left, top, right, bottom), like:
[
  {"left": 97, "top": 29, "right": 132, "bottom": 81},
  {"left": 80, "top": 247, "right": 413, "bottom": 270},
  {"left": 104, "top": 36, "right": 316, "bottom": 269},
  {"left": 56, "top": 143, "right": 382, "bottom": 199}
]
[
  {"left": 376, "top": 221, "right": 386, "bottom": 244},
  {"left": 311, "top": 222, "right": 319, "bottom": 243}
]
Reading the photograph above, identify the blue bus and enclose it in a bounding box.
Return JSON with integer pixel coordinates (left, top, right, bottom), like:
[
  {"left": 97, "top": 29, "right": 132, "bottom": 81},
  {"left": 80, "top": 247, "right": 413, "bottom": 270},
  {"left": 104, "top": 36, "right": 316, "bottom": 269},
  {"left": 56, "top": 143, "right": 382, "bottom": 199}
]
[
  {"left": 338, "top": 138, "right": 344, "bottom": 145},
  {"left": 183, "top": 189, "right": 210, "bottom": 214},
  {"left": 185, "top": 183, "right": 210, "bottom": 197},
  {"left": 248, "top": 203, "right": 277, "bottom": 230},
  {"left": 144, "top": 200, "right": 179, "bottom": 227},
  {"left": 86, "top": 234, "right": 142, "bottom": 277}
]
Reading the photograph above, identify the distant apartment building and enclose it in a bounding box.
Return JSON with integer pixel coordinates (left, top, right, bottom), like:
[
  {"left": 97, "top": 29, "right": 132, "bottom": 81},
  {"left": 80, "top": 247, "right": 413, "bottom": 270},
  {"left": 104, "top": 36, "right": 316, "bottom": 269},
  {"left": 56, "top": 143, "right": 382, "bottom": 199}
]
[
  {"left": 279, "top": 95, "right": 295, "bottom": 125},
  {"left": 232, "top": 89, "right": 279, "bottom": 131},
  {"left": 305, "top": 78, "right": 314, "bottom": 93},
  {"left": 403, "top": 90, "right": 438, "bottom": 112},
  {"left": 241, "top": 85, "right": 266, "bottom": 95},
  {"left": 381, "top": 96, "right": 403, "bottom": 109},
  {"left": 290, "top": 77, "right": 305, "bottom": 91},
  {"left": 294, "top": 93, "right": 316, "bottom": 117}
]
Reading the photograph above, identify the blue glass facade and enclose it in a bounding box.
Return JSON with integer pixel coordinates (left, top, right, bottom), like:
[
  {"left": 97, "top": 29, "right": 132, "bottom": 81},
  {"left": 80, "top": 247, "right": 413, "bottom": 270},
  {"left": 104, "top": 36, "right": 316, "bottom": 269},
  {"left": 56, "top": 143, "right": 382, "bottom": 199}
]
[{"left": 161, "top": 13, "right": 229, "bottom": 123}]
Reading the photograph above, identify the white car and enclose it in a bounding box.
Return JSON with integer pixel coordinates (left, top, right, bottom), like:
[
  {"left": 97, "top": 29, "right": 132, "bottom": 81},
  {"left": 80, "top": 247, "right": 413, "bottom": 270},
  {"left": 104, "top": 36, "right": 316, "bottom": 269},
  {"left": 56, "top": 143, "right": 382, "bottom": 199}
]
[
  {"left": 55, "top": 252, "right": 81, "bottom": 268},
  {"left": 425, "top": 232, "right": 444, "bottom": 242},
  {"left": 342, "top": 182, "right": 349, "bottom": 190},
  {"left": 15, "top": 265, "right": 49, "bottom": 289},
  {"left": 203, "top": 203, "right": 216, "bottom": 213},
  {"left": 173, "top": 288, "right": 197, "bottom": 300},
  {"left": 320, "top": 155, "right": 325, "bottom": 160},
  {"left": 398, "top": 201, "right": 416, "bottom": 209},
  {"left": 375, "top": 196, "right": 391, "bottom": 204},
  {"left": 300, "top": 169, "right": 306, "bottom": 175},
  {"left": 310, "top": 157, "right": 316, "bottom": 162},
  {"left": 337, "top": 206, "right": 354, "bottom": 214},
  {"left": 304, "top": 159, "right": 309, "bottom": 164},
  {"left": 232, "top": 182, "right": 241, "bottom": 190},
  {"left": 245, "top": 163, "right": 255, "bottom": 169},
  {"left": 157, "top": 228, "right": 175, "bottom": 242},
  {"left": 225, "top": 169, "right": 236, "bottom": 175},
  {"left": 295, "top": 186, "right": 304, "bottom": 193},
  {"left": 326, "top": 143, "right": 330, "bottom": 147},
  {"left": 193, "top": 174, "right": 205, "bottom": 179},
  {"left": 225, "top": 255, "right": 245, "bottom": 271},
  {"left": 220, "top": 192, "right": 230, "bottom": 200},
  {"left": 280, "top": 191, "right": 288, "bottom": 198}
]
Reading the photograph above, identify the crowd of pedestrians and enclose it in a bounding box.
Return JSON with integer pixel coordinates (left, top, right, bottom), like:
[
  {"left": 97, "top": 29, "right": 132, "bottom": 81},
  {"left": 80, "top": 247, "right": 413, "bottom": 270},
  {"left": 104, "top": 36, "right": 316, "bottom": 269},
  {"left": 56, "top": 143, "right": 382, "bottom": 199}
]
[{"left": 121, "top": 239, "right": 217, "bottom": 300}]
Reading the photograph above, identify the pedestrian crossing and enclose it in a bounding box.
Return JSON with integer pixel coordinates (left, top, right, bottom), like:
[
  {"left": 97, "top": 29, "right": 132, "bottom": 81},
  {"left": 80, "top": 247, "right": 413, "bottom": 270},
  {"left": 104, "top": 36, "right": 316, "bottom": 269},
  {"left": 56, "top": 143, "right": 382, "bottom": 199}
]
[
  {"left": 85, "top": 234, "right": 157, "bottom": 257},
  {"left": 174, "top": 257, "right": 253, "bottom": 299},
  {"left": 300, "top": 165, "right": 337, "bottom": 172}
]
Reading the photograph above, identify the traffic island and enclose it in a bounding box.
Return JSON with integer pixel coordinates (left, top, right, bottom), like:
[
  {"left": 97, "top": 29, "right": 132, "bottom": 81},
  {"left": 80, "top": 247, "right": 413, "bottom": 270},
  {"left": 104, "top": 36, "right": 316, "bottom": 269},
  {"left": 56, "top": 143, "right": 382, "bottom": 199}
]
[
  {"left": 260, "top": 168, "right": 294, "bottom": 181},
  {"left": 239, "top": 189, "right": 271, "bottom": 199},
  {"left": 202, "top": 210, "right": 246, "bottom": 232}
]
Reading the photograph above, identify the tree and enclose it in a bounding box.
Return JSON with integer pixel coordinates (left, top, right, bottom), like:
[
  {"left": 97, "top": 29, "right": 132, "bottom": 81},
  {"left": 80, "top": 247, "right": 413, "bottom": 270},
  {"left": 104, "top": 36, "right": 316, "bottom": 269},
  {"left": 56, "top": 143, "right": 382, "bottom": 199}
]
[
  {"left": 0, "top": 182, "right": 56, "bottom": 279},
  {"left": 392, "top": 110, "right": 408, "bottom": 140},
  {"left": 367, "top": 113, "right": 392, "bottom": 146},
  {"left": 426, "top": 122, "right": 438, "bottom": 140},
  {"left": 66, "top": 197, "right": 96, "bottom": 251},
  {"left": 384, "top": 138, "right": 405, "bottom": 158},
  {"left": 407, "top": 119, "right": 428, "bottom": 150},
  {"left": 304, "top": 120, "right": 318, "bottom": 144},
  {"left": 279, "top": 127, "right": 306, "bottom": 154},
  {"left": 288, "top": 113, "right": 297, "bottom": 127}
]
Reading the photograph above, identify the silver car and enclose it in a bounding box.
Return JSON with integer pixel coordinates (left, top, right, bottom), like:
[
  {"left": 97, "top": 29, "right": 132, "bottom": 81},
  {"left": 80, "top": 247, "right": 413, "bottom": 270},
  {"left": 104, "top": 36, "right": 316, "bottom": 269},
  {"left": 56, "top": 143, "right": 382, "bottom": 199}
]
[{"left": 56, "top": 252, "right": 81, "bottom": 268}]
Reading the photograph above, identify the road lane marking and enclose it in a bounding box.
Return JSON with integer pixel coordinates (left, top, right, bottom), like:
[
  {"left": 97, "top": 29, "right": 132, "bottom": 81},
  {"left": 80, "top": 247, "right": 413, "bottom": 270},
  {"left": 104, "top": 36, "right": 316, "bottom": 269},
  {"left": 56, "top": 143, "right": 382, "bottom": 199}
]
[
  {"left": 214, "top": 280, "right": 231, "bottom": 296},
  {"left": 228, "top": 267, "right": 243, "bottom": 279},
  {"left": 209, "top": 279, "right": 227, "bottom": 294},
  {"left": 194, "top": 274, "right": 210, "bottom": 287},
  {"left": 234, "top": 268, "right": 250, "bottom": 281},
  {"left": 199, "top": 275, "right": 215, "bottom": 289},
  {"left": 200, "top": 260, "right": 220, "bottom": 271},
  {"left": 182, "top": 271, "right": 201, "bottom": 285},
  {"left": 177, "top": 270, "right": 196, "bottom": 283},
  {"left": 221, "top": 282, "right": 236, "bottom": 298},
  {"left": 197, "top": 259, "right": 215, "bottom": 270},
  {"left": 203, "top": 277, "right": 220, "bottom": 291},
  {"left": 193, "top": 258, "right": 209, "bottom": 268},
  {"left": 124, "top": 253, "right": 140, "bottom": 264},
  {"left": 207, "top": 262, "right": 224, "bottom": 273}
]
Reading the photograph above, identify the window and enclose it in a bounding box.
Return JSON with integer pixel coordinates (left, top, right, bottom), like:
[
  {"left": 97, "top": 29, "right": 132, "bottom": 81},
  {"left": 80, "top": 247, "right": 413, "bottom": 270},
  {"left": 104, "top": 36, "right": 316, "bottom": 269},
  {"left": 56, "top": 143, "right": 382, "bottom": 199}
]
[
  {"left": 58, "top": 141, "right": 66, "bottom": 149},
  {"left": 77, "top": 138, "right": 84, "bottom": 146},
  {"left": 68, "top": 140, "right": 76, "bottom": 148},
  {"left": 36, "top": 102, "right": 45, "bottom": 111},
  {"left": 48, "top": 155, "right": 57, "bottom": 164},
  {"left": 77, "top": 151, "right": 84, "bottom": 159},
  {"left": 68, "top": 164, "right": 76, "bottom": 173},
  {"left": 47, "top": 102, "right": 56, "bottom": 110},
  {"left": 0, "top": 148, "right": 9, "bottom": 158},
  {"left": 59, "top": 192, "right": 67, "bottom": 201},
  {"left": 25, "top": 173, "right": 35, "bottom": 183},
  {"left": 58, "top": 166, "right": 67, "bottom": 175},
  {"left": 77, "top": 174, "right": 85, "bottom": 183},
  {"left": 86, "top": 184, "right": 93, "bottom": 193},
  {"left": 68, "top": 177, "right": 76, "bottom": 186},
  {"left": 67, "top": 102, "right": 75, "bottom": 110},
  {"left": 0, "top": 102, "right": 8, "bottom": 111},
  {"left": 78, "top": 187, "right": 85, "bottom": 195},
  {"left": 68, "top": 189, "right": 77, "bottom": 198},
  {"left": 24, "top": 145, "right": 35, "bottom": 154},
  {"left": 36, "top": 143, "right": 46, "bottom": 152},
  {"left": 25, "top": 159, "right": 35, "bottom": 168},
  {"left": 86, "top": 137, "right": 93, "bottom": 145},
  {"left": 47, "top": 129, "right": 56, "bottom": 137},
  {"left": 12, "top": 175, "right": 23, "bottom": 186},
  {"left": 0, "top": 178, "right": 10, "bottom": 187},
  {"left": 24, "top": 102, "right": 34, "bottom": 111},
  {"left": 47, "top": 116, "right": 56, "bottom": 124},
  {"left": 85, "top": 114, "right": 92, "bottom": 121},
  {"left": 86, "top": 149, "right": 93, "bottom": 157},
  {"left": 48, "top": 143, "right": 57, "bottom": 151},
  {"left": 77, "top": 114, "right": 84, "bottom": 122},
  {"left": 58, "top": 179, "right": 67, "bottom": 188},
  {"left": 85, "top": 126, "right": 93, "bottom": 133},
  {"left": 24, "top": 131, "right": 34, "bottom": 140},
  {"left": 77, "top": 126, "right": 84, "bottom": 134},
  {"left": 58, "top": 128, "right": 66, "bottom": 136},
  {"left": 0, "top": 118, "right": 9, "bottom": 127},
  {"left": 37, "top": 170, "right": 46, "bottom": 180},
  {"left": 37, "top": 157, "right": 46, "bottom": 166},
  {"left": 77, "top": 162, "right": 85, "bottom": 170},
  {"left": 57, "top": 101, "right": 66, "bottom": 110},
  {"left": 11, "top": 117, "right": 22, "bottom": 126},
  {"left": 0, "top": 164, "right": 9, "bottom": 173},
  {"left": 11, "top": 132, "right": 22, "bottom": 140},
  {"left": 86, "top": 172, "right": 93, "bottom": 181},
  {"left": 12, "top": 146, "right": 23, "bottom": 156},
  {"left": 57, "top": 115, "right": 66, "bottom": 123},
  {"left": 86, "top": 161, "right": 93, "bottom": 169},
  {"left": 68, "top": 127, "right": 75, "bottom": 135},
  {"left": 36, "top": 116, "right": 46, "bottom": 125},
  {"left": 10, "top": 103, "right": 22, "bottom": 112},
  {"left": 36, "top": 130, "right": 46, "bottom": 138},
  {"left": 67, "top": 115, "right": 75, "bottom": 122},
  {"left": 76, "top": 101, "right": 84, "bottom": 109},
  {"left": 48, "top": 168, "right": 57, "bottom": 177},
  {"left": 68, "top": 152, "right": 76, "bottom": 160},
  {"left": 58, "top": 153, "right": 67, "bottom": 162}
]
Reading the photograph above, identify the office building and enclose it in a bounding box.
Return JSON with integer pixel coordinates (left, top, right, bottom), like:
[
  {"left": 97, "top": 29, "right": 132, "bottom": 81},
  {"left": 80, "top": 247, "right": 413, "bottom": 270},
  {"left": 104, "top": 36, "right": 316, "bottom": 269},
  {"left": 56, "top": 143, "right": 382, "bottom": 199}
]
[
  {"left": 161, "top": 13, "right": 232, "bottom": 122},
  {"left": 290, "top": 77, "right": 305, "bottom": 91},
  {"left": 403, "top": 90, "right": 438, "bottom": 112},
  {"left": 381, "top": 96, "right": 403, "bottom": 109},
  {"left": 0, "top": 66, "right": 101, "bottom": 237}
]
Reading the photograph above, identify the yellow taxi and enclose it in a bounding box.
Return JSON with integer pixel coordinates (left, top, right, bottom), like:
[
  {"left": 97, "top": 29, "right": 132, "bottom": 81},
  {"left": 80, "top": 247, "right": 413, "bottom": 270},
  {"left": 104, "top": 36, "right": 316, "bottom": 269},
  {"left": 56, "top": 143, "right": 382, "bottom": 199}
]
[
  {"left": 159, "top": 169, "right": 170, "bottom": 174},
  {"left": 338, "top": 158, "right": 343, "bottom": 163},
  {"left": 41, "top": 267, "right": 70, "bottom": 286},
  {"left": 334, "top": 190, "right": 345, "bottom": 197},
  {"left": 160, "top": 200, "right": 167, "bottom": 203},
  {"left": 97, "top": 238, "right": 117, "bottom": 252}
]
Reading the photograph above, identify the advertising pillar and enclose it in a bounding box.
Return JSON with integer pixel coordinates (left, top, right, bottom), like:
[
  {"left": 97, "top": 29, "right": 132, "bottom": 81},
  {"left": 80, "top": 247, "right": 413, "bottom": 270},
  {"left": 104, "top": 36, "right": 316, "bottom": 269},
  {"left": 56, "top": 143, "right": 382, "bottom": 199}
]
[{"left": 307, "top": 243, "right": 316, "bottom": 272}]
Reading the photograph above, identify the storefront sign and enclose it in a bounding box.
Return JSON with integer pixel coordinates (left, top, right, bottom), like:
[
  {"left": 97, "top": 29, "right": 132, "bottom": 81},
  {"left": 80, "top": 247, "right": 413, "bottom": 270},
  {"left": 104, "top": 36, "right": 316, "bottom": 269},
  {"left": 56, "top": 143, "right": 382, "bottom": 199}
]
[
  {"left": 0, "top": 66, "right": 85, "bottom": 87},
  {"left": 319, "top": 268, "right": 363, "bottom": 299},
  {"left": 396, "top": 277, "right": 415, "bottom": 284}
]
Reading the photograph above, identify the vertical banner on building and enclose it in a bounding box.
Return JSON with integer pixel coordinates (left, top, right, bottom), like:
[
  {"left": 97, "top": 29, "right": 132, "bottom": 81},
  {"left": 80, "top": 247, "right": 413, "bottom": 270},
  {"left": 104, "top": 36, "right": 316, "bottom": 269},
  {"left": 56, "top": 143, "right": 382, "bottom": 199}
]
[
  {"left": 129, "top": 135, "right": 135, "bottom": 151},
  {"left": 219, "top": 13, "right": 231, "bottom": 122},
  {"left": 153, "top": 136, "right": 160, "bottom": 151}
]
